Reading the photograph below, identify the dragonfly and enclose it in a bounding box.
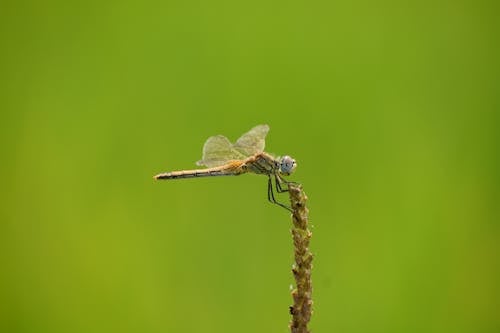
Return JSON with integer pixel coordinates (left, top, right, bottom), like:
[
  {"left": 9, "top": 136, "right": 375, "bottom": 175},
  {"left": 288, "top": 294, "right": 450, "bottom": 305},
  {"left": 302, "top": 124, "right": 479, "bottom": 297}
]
[{"left": 154, "top": 124, "right": 297, "bottom": 211}]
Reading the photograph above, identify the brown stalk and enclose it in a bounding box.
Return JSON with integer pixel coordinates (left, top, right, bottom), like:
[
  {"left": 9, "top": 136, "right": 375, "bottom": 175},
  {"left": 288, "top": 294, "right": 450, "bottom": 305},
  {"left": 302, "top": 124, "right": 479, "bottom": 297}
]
[{"left": 288, "top": 183, "right": 313, "bottom": 333}]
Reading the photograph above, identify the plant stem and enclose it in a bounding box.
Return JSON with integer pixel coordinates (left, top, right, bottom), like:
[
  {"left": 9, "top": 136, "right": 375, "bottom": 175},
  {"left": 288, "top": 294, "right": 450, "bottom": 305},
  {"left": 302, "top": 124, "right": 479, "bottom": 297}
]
[{"left": 288, "top": 183, "right": 313, "bottom": 333}]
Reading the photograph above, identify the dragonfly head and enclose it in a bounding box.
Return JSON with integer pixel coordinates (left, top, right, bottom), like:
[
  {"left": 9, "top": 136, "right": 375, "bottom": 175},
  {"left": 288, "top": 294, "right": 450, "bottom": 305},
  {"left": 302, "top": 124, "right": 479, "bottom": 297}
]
[{"left": 279, "top": 155, "right": 297, "bottom": 176}]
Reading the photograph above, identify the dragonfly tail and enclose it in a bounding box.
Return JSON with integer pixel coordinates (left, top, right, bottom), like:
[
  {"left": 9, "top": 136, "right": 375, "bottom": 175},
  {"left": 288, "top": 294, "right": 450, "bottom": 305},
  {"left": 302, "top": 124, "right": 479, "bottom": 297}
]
[{"left": 154, "top": 168, "right": 238, "bottom": 180}]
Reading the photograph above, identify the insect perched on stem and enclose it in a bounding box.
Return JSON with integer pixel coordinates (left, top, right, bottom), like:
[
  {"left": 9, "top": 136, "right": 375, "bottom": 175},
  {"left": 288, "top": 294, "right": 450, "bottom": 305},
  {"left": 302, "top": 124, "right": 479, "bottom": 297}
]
[{"left": 154, "top": 124, "right": 297, "bottom": 211}]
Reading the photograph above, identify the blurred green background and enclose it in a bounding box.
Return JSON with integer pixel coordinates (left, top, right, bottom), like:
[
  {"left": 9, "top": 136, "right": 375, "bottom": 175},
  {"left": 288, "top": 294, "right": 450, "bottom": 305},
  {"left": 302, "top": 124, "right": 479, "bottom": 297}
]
[{"left": 1, "top": 1, "right": 498, "bottom": 332}]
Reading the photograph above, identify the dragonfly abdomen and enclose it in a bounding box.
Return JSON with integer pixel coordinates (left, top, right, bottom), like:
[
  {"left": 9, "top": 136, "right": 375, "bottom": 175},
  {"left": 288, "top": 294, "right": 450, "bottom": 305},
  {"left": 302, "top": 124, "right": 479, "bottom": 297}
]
[{"left": 154, "top": 167, "right": 241, "bottom": 180}]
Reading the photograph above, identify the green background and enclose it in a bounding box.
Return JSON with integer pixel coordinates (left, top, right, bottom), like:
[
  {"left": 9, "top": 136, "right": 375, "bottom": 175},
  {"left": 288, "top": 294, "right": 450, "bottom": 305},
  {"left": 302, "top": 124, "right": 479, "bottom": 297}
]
[{"left": 1, "top": 1, "right": 498, "bottom": 332}]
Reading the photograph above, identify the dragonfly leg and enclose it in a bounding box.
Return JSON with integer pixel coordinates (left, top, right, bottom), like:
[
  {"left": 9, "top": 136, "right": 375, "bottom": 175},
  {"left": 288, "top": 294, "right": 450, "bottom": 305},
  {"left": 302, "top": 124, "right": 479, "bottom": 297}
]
[
  {"left": 275, "top": 175, "right": 300, "bottom": 193},
  {"left": 275, "top": 174, "right": 289, "bottom": 193},
  {"left": 268, "top": 176, "right": 292, "bottom": 212},
  {"left": 267, "top": 176, "right": 275, "bottom": 203},
  {"left": 275, "top": 174, "right": 301, "bottom": 193}
]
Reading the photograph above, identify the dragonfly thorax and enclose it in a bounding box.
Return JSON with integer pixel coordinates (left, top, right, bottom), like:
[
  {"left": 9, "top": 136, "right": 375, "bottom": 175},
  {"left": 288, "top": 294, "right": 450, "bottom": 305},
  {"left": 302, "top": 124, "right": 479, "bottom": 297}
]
[{"left": 279, "top": 155, "right": 297, "bottom": 176}]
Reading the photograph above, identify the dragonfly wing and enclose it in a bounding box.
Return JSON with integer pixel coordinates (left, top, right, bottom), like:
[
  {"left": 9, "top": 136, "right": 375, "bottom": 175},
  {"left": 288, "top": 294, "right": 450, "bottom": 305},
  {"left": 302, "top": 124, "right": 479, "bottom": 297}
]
[
  {"left": 232, "top": 124, "right": 270, "bottom": 156},
  {"left": 196, "top": 135, "right": 245, "bottom": 167}
]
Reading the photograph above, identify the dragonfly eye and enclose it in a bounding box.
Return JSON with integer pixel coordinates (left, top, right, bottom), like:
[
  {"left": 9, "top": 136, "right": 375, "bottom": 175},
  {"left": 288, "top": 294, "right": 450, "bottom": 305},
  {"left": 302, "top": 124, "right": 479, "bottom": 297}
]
[{"left": 280, "top": 155, "right": 297, "bottom": 175}]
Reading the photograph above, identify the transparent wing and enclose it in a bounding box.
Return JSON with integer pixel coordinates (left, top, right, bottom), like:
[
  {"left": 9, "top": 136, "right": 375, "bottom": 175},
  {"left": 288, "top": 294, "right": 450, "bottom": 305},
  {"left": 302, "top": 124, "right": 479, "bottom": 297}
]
[
  {"left": 196, "top": 135, "right": 245, "bottom": 167},
  {"left": 232, "top": 124, "right": 270, "bottom": 156}
]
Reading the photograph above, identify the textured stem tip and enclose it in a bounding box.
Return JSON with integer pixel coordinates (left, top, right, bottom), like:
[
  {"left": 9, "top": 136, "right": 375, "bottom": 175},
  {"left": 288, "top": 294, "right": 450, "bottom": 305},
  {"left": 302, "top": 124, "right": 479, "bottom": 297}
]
[{"left": 288, "top": 183, "right": 312, "bottom": 333}]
